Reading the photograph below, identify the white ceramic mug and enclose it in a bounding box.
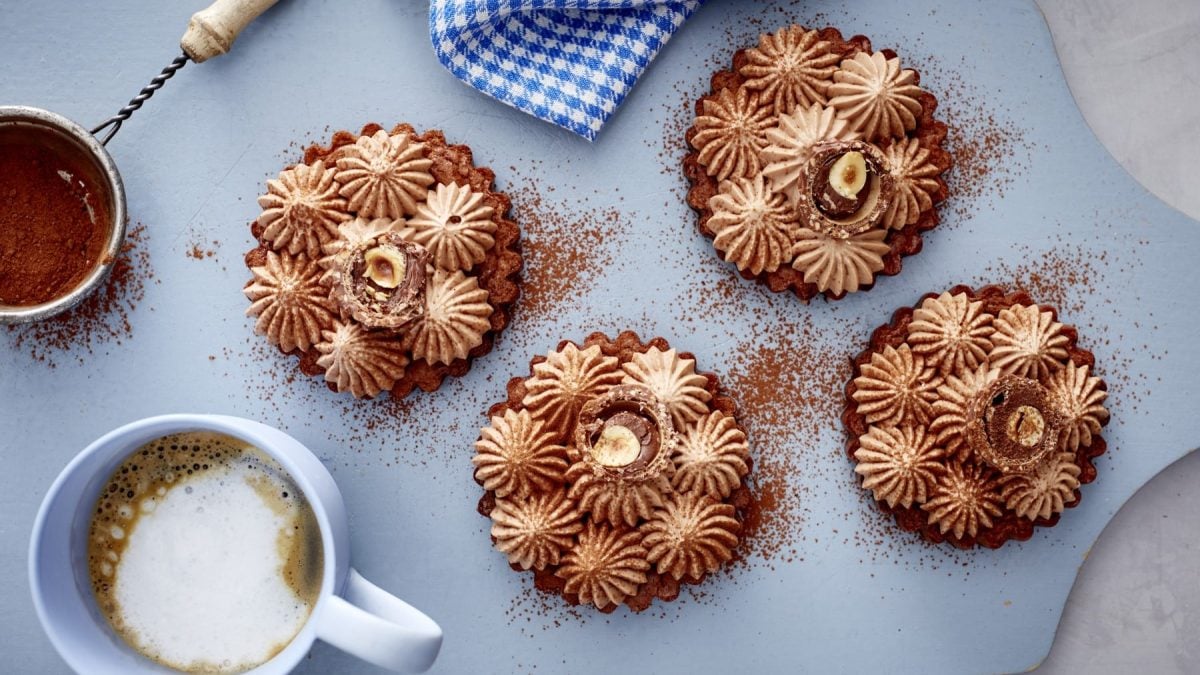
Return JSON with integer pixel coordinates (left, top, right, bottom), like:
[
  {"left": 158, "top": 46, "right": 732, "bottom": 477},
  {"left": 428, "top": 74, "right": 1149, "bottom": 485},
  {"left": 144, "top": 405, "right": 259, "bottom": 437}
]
[{"left": 29, "top": 414, "right": 443, "bottom": 674}]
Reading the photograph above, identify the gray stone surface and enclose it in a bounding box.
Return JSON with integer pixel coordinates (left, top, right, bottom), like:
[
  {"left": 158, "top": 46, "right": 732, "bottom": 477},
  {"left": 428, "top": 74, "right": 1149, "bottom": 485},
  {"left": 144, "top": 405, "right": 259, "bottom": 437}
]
[
  {"left": 1039, "top": 0, "right": 1200, "bottom": 222},
  {"left": 1037, "top": 1, "right": 1200, "bottom": 672}
]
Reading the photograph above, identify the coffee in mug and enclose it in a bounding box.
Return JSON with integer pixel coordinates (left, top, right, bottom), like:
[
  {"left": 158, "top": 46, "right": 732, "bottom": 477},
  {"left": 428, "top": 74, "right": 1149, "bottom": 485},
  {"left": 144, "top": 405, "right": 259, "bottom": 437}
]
[{"left": 86, "top": 431, "right": 323, "bottom": 673}]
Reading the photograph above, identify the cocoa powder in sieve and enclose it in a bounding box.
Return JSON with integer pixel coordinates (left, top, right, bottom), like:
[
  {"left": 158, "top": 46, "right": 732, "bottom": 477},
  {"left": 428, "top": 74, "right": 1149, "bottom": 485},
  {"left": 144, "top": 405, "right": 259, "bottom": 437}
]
[{"left": 0, "top": 130, "right": 111, "bottom": 306}]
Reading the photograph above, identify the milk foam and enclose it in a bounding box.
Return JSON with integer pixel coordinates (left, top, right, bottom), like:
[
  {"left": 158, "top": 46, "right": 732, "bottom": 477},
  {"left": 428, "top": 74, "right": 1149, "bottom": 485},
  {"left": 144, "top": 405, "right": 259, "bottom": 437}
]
[{"left": 87, "top": 433, "right": 322, "bottom": 674}]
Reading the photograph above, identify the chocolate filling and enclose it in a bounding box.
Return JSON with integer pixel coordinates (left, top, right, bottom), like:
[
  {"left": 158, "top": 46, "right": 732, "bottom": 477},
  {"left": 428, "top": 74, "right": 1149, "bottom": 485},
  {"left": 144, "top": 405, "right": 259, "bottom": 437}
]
[
  {"left": 970, "top": 376, "right": 1063, "bottom": 473},
  {"left": 796, "top": 140, "right": 896, "bottom": 239},
  {"left": 593, "top": 407, "right": 661, "bottom": 469},
  {"left": 337, "top": 233, "right": 430, "bottom": 330},
  {"left": 812, "top": 153, "right": 874, "bottom": 218},
  {"left": 574, "top": 384, "right": 675, "bottom": 479}
]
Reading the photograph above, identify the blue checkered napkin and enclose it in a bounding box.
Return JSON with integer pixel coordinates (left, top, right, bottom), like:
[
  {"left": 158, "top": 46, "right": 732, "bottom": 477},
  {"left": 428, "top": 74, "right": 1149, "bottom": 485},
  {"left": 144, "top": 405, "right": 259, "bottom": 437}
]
[{"left": 430, "top": 0, "right": 703, "bottom": 141}]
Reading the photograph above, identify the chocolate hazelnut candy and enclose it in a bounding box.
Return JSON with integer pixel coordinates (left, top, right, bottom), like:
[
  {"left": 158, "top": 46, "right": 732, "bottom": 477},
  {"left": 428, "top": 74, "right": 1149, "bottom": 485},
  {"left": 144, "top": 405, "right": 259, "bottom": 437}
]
[
  {"left": 797, "top": 140, "right": 895, "bottom": 238},
  {"left": 334, "top": 233, "right": 430, "bottom": 331},
  {"left": 573, "top": 384, "right": 676, "bottom": 482},
  {"left": 966, "top": 375, "right": 1066, "bottom": 474}
]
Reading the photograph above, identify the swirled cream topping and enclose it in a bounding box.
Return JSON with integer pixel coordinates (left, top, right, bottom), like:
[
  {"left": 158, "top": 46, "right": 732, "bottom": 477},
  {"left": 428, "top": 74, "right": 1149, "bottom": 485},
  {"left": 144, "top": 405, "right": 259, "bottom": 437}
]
[
  {"left": 691, "top": 87, "right": 774, "bottom": 181},
  {"left": 790, "top": 227, "right": 890, "bottom": 296},
  {"left": 401, "top": 182, "right": 496, "bottom": 271},
  {"left": 928, "top": 363, "right": 995, "bottom": 463},
  {"left": 761, "top": 104, "right": 859, "bottom": 204},
  {"left": 522, "top": 343, "right": 624, "bottom": 436},
  {"left": 490, "top": 490, "right": 582, "bottom": 570},
  {"left": 881, "top": 137, "right": 943, "bottom": 230},
  {"left": 314, "top": 320, "right": 410, "bottom": 399},
  {"left": 335, "top": 130, "right": 435, "bottom": 219},
  {"left": 257, "top": 160, "right": 351, "bottom": 257},
  {"left": 851, "top": 344, "right": 942, "bottom": 427},
  {"left": 567, "top": 465, "right": 672, "bottom": 528},
  {"left": 640, "top": 493, "right": 739, "bottom": 582},
  {"left": 739, "top": 25, "right": 842, "bottom": 113},
  {"left": 828, "top": 51, "right": 925, "bottom": 141},
  {"left": 621, "top": 348, "right": 713, "bottom": 430},
  {"left": 989, "top": 303, "right": 1070, "bottom": 380},
  {"left": 921, "top": 461, "right": 1004, "bottom": 540},
  {"left": 707, "top": 176, "right": 801, "bottom": 275},
  {"left": 671, "top": 412, "right": 751, "bottom": 500},
  {"left": 244, "top": 250, "right": 336, "bottom": 353},
  {"left": 401, "top": 269, "right": 491, "bottom": 365},
  {"left": 854, "top": 424, "right": 946, "bottom": 508},
  {"left": 1045, "top": 361, "right": 1110, "bottom": 452},
  {"left": 998, "top": 452, "right": 1081, "bottom": 521},
  {"left": 555, "top": 522, "right": 650, "bottom": 610},
  {"left": 907, "top": 291, "right": 995, "bottom": 373},
  {"left": 473, "top": 409, "right": 568, "bottom": 499}
]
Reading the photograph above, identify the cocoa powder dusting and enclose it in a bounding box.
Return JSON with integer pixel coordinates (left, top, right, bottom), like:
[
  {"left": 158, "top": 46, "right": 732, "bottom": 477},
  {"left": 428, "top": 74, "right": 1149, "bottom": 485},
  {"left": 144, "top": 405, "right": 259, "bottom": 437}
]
[
  {"left": 978, "top": 231, "right": 1160, "bottom": 418},
  {"left": 6, "top": 224, "right": 155, "bottom": 367},
  {"left": 187, "top": 240, "right": 219, "bottom": 260},
  {"left": 722, "top": 327, "right": 849, "bottom": 563},
  {"left": 908, "top": 53, "right": 1036, "bottom": 225},
  {"left": 213, "top": 333, "right": 491, "bottom": 473},
  {"left": 0, "top": 129, "right": 112, "bottom": 306},
  {"left": 509, "top": 175, "right": 631, "bottom": 327}
]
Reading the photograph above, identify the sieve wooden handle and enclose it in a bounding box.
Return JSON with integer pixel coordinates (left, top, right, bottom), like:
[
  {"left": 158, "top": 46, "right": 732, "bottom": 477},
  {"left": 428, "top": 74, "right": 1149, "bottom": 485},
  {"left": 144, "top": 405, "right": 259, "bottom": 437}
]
[{"left": 180, "top": 0, "right": 280, "bottom": 63}]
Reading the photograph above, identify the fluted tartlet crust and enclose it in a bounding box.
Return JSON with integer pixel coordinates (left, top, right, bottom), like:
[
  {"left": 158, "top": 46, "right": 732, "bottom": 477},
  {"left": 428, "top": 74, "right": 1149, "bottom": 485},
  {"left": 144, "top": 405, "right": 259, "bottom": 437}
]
[
  {"left": 244, "top": 123, "right": 523, "bottom": 399},
  {"left": 474, "top": 332, "right": 756, "bottom": 613},
  {"left": 685, "top": 25, "right": 951, "bottom": 302},
  {"left": 844, "top": 286, "right": 1110, "bottom": 549}
]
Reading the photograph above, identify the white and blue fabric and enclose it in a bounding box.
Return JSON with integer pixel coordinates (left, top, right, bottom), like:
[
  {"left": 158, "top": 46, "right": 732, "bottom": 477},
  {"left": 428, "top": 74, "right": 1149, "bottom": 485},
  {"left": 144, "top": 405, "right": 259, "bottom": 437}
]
[{"left": 430, "top": 0, "right": 704, "bottom": 141}]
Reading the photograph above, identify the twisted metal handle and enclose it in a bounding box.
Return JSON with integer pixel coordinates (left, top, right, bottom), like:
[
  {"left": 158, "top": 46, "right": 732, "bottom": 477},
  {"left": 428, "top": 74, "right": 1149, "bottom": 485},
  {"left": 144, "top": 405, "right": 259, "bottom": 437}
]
[{"left": 91, "top": 53, "right": 190, "bottom": 146}]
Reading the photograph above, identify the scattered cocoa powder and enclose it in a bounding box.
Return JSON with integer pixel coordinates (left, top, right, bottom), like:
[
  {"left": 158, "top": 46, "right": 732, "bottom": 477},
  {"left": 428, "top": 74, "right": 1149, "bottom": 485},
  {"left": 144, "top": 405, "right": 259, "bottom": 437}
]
[
  {"left": 978, "top": 231, "right": 1160, "bottom": 418},
  {"left": 907, "top": 53, "right": 1036, "bottom": 226},
  {"left": 211, "top": 332, "right": 493, "bottom": 474},
  {"left": 508, "top": 176, "right": 631, "bottom": 326},
  {"left": 722, "top": 325, "right": 851, "bottom": 563},
  {"left": 6, "top": 223, "right": 155, "bottom": 367},
  {"left": 186, "top": 240, "right": 219, "bottom": 260}
]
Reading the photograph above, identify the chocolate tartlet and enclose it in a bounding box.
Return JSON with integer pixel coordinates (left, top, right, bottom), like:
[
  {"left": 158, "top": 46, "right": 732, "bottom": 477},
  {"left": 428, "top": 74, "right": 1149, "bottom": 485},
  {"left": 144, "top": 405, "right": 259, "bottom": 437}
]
[
  {"left": 842, "top": 285, "right": 1111, "bottom": 549},
  {"left": 244, "top": 123, "right": 522, "bottom": 398},
  {"left": 684, "top": 25, "right": 952, "bottom": 300},
  {"left": 473, "top": 331, "right": 757, "bottom": 612}
]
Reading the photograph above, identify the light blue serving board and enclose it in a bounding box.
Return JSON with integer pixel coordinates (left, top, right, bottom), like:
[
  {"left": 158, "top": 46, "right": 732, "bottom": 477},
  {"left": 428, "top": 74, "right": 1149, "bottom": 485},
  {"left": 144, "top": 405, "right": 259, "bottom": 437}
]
[{"left": 1, "top": 1, "right": 1197, "bottom": 673}]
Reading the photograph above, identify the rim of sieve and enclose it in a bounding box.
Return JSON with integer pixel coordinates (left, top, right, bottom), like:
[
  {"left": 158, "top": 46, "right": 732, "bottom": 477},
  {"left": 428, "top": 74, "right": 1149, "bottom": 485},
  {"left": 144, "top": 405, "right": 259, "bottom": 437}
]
[{"left": 0, "top": 106, "right": 127, "bottom": 325}]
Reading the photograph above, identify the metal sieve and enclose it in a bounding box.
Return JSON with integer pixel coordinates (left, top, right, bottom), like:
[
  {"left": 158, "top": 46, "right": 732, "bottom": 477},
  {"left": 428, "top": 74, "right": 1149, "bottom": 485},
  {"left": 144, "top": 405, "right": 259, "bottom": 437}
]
[{"left": 0, "top": 0, "right": 278, "bottom": 324}]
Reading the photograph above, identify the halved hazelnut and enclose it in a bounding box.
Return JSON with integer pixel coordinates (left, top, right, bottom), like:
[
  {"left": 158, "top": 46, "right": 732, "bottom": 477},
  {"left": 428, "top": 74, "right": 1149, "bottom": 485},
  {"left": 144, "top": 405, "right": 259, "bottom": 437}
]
[
  {"left": 966, "top": 375, "right": 1065, "bottom": 474},
  {"left": 796, "top": 140, "right": 895, "bottom": 238},
  {"left": 829, "top": 151, "right": 868, "bottom": 200},
  {"left": 573, "top": 384, "right": 676, "bottom": 482},
  {"left": 332, "top": 233, "right": 430, "bottom": 331},
  {"left": 364, "top": 247, "right": 407, "bottom": 289},
  {"left": 592, "top": 425, "right": 642, "bottom": 467},
  {"left": 1006, "top": 405, "right": 1046, "bottom": 448}
]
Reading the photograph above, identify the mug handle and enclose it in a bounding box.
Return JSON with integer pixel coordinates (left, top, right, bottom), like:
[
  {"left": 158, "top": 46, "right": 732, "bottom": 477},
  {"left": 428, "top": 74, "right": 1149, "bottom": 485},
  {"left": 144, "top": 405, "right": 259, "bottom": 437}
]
[{"left": 314, "top": 568, "right": 443, "bottom": 672}]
